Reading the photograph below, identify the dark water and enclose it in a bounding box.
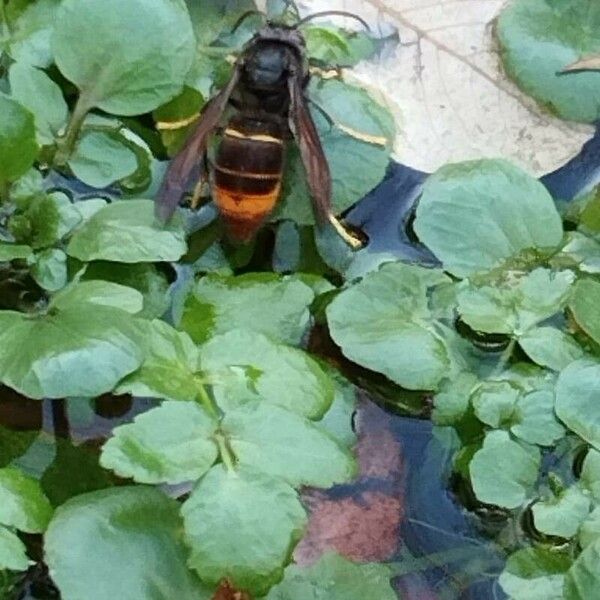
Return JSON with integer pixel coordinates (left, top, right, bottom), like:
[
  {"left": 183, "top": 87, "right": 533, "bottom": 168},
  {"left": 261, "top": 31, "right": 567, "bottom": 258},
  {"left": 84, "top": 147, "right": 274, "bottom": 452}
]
[{"left": 3, "top": 127, "right": 600, "bottom": 599}]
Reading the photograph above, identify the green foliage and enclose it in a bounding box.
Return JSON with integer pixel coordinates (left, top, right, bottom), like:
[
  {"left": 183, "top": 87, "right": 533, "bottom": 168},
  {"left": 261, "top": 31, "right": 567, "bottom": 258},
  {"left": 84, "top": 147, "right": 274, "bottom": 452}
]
[
  {"left": 414, "top": 159, "right": 564, "bottom": 277},
  {"left": 497, "top": 0, "right": 600, "bottom": 123},
  {"left": 45, "top": 487, "right": 212, "bottom": 600}
]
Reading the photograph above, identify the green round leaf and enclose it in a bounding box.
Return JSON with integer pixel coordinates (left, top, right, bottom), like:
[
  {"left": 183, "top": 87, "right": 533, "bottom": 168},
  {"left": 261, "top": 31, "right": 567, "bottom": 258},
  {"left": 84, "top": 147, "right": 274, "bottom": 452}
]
[
  {"left": 117, "top": 320, "right": 201, "bottom": 401},
  {"left": 0, "top": 95, "right": 38, "bottom": 184},
  {"left": 556, "top": 359, "right": 600, "bottom": 450},
  {"left": 199, "top": 330, "right": 334, "bottom": 419},
  {"left": 52, "top": 0, "right": 195, "bottom": 115},
  {"left": 69, "top": 130, "right": 138, "bottom": 188},
  {"left": 222, "top": 402, "right": 356, "bottom": 488},
  {"left": 0, "top": 305, "right": 143, "bottom": 399},
  {"left": 511, "top": 389, "right": 566, "bottom": 447},
  {"left": 569, "top": 278, "right": 600, "bottom": 345},
  {"left": 9, "top": 62, "right": 68, "bottom": 145},
  {"left": 181, "top": 273, "right": 314, "bottom": 345},
  {"left": 305, "top": 26, "right": 378, "bottom": 67},
  {"left": 497, "top": 0, "right": 600, "bottom": 123},
  {"left": 327, "top": 262, "right": 450, "bottom": 390},
  {"left": 580, "top": 449, "right": 600, "bottom": 502},
  {"left": 67, "top": 200, "right": 187, "bottom": 263},
  {"left": 579, "top": 506, "right": 600, "bottom": 549},
  {"left": 0, "top": 526, "right": 30, "bottom": 572},
  {"left": 0, "top": 467, "right": 52, "bottom": 533},
  {"left": 532, "top": 486, "right": 591, "bottom": 539},
  {"left": 469, "top": 430, "right": 540, "bottom": 509},
  {"left": 519, "top": 327, "right": 584, "bottom": 371},
  {"left": 101, "top": 401, "right": 218, "bottom": 485},
  {"left": 266, "top": 553, "right": 396, "bottom": 600},
  {"left": 414, "top": 160, "right": 564, "bottom": 278},
  {"left": 31, "top": 248, "right": 68, "bottom": 292},
  {"left": 51, "top": 280, "right": 144, "bottom": 314},
  {"left": 182, "top": 464, "right": 307, "bottom": 595},
  {"left": 45, "top": 487, "right": 211, "bottom": 600},
  {"left": 471, "top": 381, "right": 520, "bottom": 428},
  {"left": 499, "top": 547, "right": 571, "bottom": 600},
  {"left": 564, "top": 538, "right": 600, "bottom": 600}
]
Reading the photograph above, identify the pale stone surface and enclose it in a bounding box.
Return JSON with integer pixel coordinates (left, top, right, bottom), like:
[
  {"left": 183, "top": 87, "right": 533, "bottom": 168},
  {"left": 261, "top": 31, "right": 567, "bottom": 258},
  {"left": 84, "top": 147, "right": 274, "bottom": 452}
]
[{"left": 291, "top": 0, "right": 593, "bottom": 176}]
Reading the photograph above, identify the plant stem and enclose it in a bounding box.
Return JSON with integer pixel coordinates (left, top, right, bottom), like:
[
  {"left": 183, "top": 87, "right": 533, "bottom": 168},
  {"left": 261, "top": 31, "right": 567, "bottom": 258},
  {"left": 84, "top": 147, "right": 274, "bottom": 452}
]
[
  {"left": 491, "top": 338, "right": 517, "bottom": 378},
  {"left": 195, "top": 380, "right": 220, "bottom": 419},
  {"left": 215, "top": 434, "right": 236, "bottom": 472},
  {"left": 53, "top": 94, "right": 91, "bottom": 167}
]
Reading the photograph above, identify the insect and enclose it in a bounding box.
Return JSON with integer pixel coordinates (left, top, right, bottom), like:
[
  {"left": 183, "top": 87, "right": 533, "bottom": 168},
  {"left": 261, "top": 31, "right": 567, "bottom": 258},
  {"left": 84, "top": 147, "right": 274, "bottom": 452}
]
[{"left": 155, "top": 10, "right": 370, "bottom": 248}]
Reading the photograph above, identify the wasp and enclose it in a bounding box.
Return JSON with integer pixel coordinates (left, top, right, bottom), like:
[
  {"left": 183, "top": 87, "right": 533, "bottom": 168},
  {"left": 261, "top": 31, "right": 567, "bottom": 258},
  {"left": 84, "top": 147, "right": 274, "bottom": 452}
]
[{"left": 155, "top": 10, "right": 370, "bottom": 248}]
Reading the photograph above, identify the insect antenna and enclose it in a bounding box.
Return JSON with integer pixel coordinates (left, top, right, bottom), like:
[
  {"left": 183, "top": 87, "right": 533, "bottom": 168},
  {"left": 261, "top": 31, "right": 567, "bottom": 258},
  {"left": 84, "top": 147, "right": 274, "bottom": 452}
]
[
  {"left": 231, "top": 10, "right": 266, "bottom": 33},
  {"left": 296, "top": 10, "right": 371, "bottom": 32}
]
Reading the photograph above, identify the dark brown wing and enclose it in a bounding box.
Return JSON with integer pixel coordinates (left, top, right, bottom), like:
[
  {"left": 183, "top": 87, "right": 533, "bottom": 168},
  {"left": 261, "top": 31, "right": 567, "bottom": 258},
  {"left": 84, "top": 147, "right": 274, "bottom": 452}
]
[
  {"left": 155, "top": 66, "right": 241, "bottom": 222},
  {"left": 288, "top": 71, "right": 331, "bottom": 225}
]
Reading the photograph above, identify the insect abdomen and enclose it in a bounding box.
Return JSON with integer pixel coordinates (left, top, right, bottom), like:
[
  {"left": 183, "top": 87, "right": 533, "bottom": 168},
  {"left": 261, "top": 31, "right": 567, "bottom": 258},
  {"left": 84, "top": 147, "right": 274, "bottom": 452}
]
[{"left": 214, "top": 116, "right": 284, "bottom": 242}]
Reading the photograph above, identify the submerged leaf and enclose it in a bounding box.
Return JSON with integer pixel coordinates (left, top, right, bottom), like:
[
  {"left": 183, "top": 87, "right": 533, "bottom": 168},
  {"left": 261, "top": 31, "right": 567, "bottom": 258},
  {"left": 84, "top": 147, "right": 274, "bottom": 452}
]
[{"left": 266, "top": 553, "right": 396, "bottom": 600}]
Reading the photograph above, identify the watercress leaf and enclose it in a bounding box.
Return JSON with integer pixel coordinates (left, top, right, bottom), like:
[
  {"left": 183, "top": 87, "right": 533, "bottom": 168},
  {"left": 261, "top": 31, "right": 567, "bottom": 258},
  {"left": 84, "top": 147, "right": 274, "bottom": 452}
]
[
  {"left": 498, "top": 547, "right": 571, "bottom": 600},
  {"left": 305, "top": 25, "right": 378, "bottom": 67},
  {"left": 563, "top": 538, "right": 600, "bottom": 600},
  {"left": 0, "top": 305, "right": 143, "bottom": 399},
  {"left": 316, "top": 372, "right": 357, "bottom": 449},
  {"left": 560, "top": 233, "right": 600, "bottom": 274},
  {"left": 52, "top": 0, "right": 195, "bottom": 115},
  {"left": 68, "top": 130, "right": 138, "bottom": 188},
  {"left": 4, "top": 0, "right": 60, "bottom": 67},
  {"left": 432, "top": 372, "right": 479, "bottom": 426},
  {"left": 579, "top": 506, "right": 600, "bottom": 549},
  {"left": 532, "top": 485, "right": 591, "bottom": 539},
  {"left": 580, "top": 449, "right": 600, "bottom": 502},
  {"left": 266, "top": 553, "right": 396, "bottom": 600},
  {"left": 519, "top": 327, "right": 585, "bottom": 371},
  {"left": 116, "top": 320, "right": 201, "bottom": 401},
  {"left": 0, "top": 243, "right": 32, "bottom": 261},
  {"left": 101, "top": 401, "right": 218, "bottom": 485},
  {"left": 182, "top": 464, "right": 307, "bottom": 596},
  {"left": 0, "top": 466, "right": 52, "bottom": 533},
  {"left": 67, "top": 199, "right": 187, "bottom": 263},
  {"left": 9, "top": 168, "right": 43, "bottom": 202},
  {"left": 9, "top": 62, "right": 68, "bottom": 145},
  {"left": 82, "top": 262, "right": 170, "bottom": 320},
  {"left": 31, "top": 248, "right": 67, "bottom": 292},
  {"left": 45, "top": 487, "right": 211, "bottom": 600},
  {"left": 8, "top": 193, "right": 61, "bottom": 249},
  {"left": 199, "top": 330, "right": 334, "bottom": 419},
  {"left": 556, "top": 359, "right": 600, "bottom": 451},
  {"left": 457, "top": 269, "right": 575, "bottom": 336},
  {"left": 181, "top": 273, "right": 314, "bottom": 345},
  {"left": 51, "top": 280, "right": 143, "bottom": 314},
  {"left": 222, "top": 402, "right": 356, "bottom": 488},
  {"left": 497, "top": 0, "right": 600, "bottom": 123},
  {"left": 327, "top": 262, "right": 450, "bottom": 390},
  {"left": 569, "top": 278, "right": 600, "bottom": 345},
  {"left": 414, "top": 160, "right": 564, "bottom": 278},
  {"left": 471, "top": 380, "right": 520, "bottom": 428},
  {"left": 0, "top": 526, "right": 29, "bottom": 571},
  {"left": 0, "top": 95, "right": 38, "bottom": 185},
  {"left": 273, "top": 109, "right": 390, "bottom": 225},
  {"left": 511, "top": 389, "right": 565, "bottom": 447},
  {"left": 469, "top": 430, "right": 540, "bottom": 509}
]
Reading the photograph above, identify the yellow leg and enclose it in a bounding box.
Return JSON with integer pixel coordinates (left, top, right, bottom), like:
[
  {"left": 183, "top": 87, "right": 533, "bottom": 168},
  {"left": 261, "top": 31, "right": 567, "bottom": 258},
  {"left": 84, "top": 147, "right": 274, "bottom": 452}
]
[
  {"left": 190, "top": 178, "right": 207, "bottom": 210},
  {"left": 328, "top": 214, "right": 364, "bottom": 250}
]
